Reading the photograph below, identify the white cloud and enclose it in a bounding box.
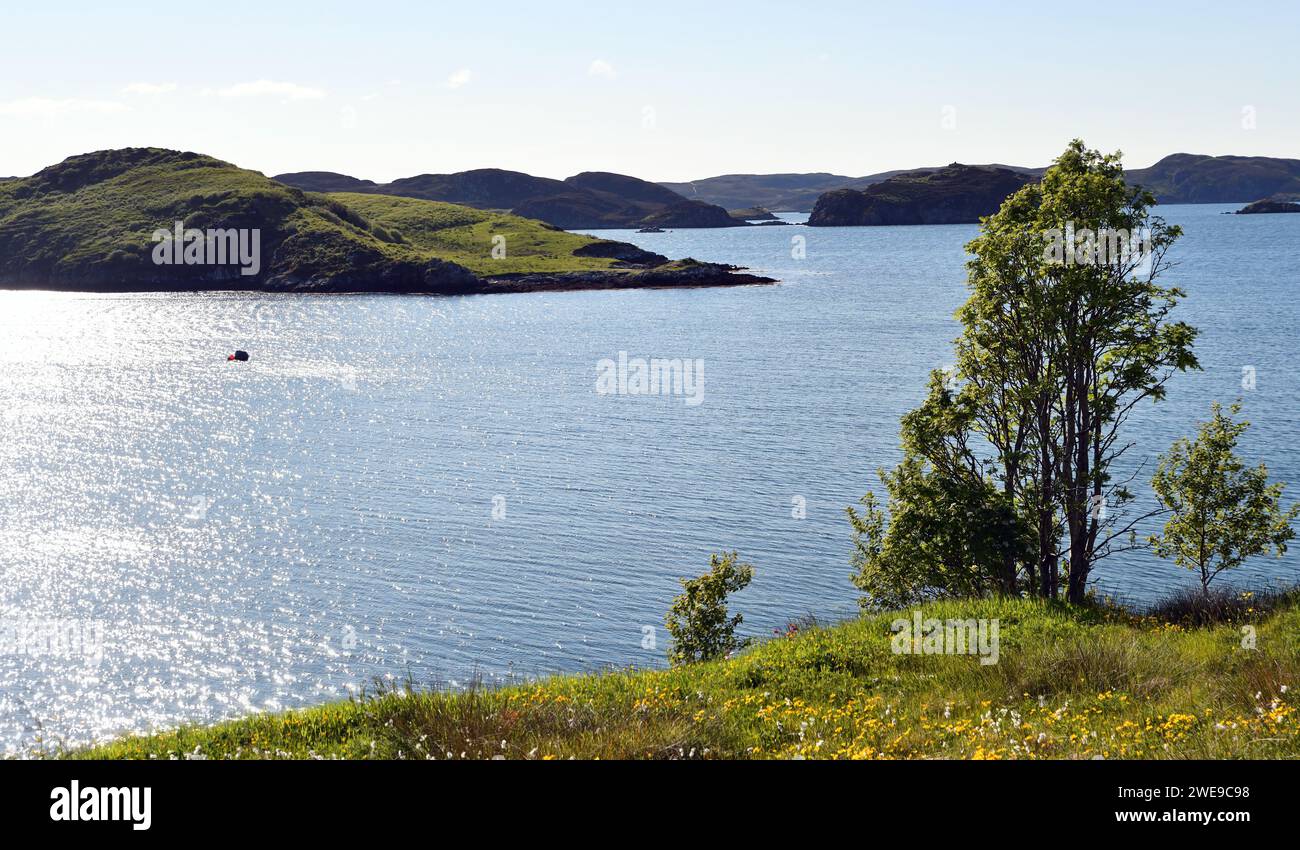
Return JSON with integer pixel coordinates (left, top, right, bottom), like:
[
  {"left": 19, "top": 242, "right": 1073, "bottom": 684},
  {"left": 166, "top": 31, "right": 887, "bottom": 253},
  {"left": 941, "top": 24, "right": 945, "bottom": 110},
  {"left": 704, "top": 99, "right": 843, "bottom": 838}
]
[
  {"left": 207, "top": 80, "right": 326, "bottom": 101},
  {"left": 445, "top": 69, "right": 472, "bottom": 90},
  {"left": 588, "top": 59, "right": 617, "bottom": 79},
  {"left": 122, "top": 82, "right": 178, "bottom": 95},
  {"left": 0, "top": 97, "right": 128, "bottom": 117}
]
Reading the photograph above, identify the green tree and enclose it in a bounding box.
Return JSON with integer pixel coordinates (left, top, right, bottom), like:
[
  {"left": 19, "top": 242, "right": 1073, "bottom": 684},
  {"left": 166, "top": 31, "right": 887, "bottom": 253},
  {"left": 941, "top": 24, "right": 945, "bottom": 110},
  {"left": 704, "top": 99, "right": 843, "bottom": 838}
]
[
  {"left": 854, "top": 140, "right": 1200, "bottom": 606},
  {"left": 849, "top": 373, "right": 1031, "bottom": 609},
  {"left": 1150, "top": 403, "right": 1299, "bottom": 594},
  {"left": 960, "top": 140, "right": 1199, "bottom": 603},
  {"left": 849, "top": 459, "right": 1029, "bottom": 609},
  {"left": 665, "top": 552, "right": 754, "bottom": 665}
]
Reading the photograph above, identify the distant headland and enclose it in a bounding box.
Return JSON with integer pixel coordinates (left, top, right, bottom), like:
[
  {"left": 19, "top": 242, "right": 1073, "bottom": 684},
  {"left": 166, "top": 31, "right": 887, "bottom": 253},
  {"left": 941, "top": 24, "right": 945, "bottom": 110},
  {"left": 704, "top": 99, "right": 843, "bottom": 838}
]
[{"left": 0, "top": 149, "right": 773, "bottom": 295}]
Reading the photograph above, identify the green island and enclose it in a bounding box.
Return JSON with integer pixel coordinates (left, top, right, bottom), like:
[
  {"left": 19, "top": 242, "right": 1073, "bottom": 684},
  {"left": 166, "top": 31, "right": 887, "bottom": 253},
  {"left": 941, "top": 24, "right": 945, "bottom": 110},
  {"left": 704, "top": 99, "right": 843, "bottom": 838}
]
[{"left": 0, "top": 148, "right": 771, "bottom": 293}]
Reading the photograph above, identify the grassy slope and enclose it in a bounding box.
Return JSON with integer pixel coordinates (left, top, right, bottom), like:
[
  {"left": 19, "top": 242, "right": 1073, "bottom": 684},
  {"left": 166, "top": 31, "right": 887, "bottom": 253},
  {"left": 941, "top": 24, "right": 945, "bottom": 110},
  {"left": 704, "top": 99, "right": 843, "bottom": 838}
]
[
  {"left": 0, "top": 149, "right": 616, "bottom": 286},
  {"left": 329, "top": 192, "right": 613, "bottom": 275},
  {"left": 0, "top": 151, "right": 375, "bottom": 269},
  {"left": 73, "top": 597, "right": 1300, "bottom": 760}
]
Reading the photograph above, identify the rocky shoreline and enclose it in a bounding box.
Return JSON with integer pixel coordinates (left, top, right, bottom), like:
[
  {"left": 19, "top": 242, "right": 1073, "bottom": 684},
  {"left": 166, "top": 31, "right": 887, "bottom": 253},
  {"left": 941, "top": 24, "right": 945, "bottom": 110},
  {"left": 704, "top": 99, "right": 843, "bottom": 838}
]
[
  {"left": 1236, "top": 199, "right": 1300, "bottom": 215},
  {"left": 0, "top": 257, "right": 775, "bottom": 296},
  {"left": 482, "top": 261, "right": 775, "bottom": 293}
]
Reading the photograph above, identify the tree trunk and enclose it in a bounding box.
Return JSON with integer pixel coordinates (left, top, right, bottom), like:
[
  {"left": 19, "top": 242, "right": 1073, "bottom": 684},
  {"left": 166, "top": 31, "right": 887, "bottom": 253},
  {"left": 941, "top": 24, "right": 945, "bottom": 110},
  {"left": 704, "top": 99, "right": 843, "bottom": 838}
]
[
  {"left": 1064, "top": 355, "right": 1093, "bottom": 606},
  {"left": 1000, "top": 475, "right": 1020, "bottom": 595},
  {"left": 1038, "top": 513, "right": 1057, "bottom": 598}
]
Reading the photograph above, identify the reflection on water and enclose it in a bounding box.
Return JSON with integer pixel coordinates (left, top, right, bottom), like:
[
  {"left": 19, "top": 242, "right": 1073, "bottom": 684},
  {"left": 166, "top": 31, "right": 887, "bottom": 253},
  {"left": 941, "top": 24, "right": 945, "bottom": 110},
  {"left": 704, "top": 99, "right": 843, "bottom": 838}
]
[{"left": 0, "top": 206, "right": 1296, "bottom": 754}]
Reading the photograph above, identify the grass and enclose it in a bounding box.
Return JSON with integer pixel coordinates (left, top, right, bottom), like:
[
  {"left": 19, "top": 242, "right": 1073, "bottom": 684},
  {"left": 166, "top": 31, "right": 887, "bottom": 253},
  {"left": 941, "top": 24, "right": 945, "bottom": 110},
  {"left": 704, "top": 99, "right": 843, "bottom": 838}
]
[
  {"left": 0, "top": 148, "right": 622, "bottom": 287},
  {"left": 1146, "top": 584, "right": 1298, "bottom": 627},
  {"left": 329, "top": 192, "right": 614, "bottom": 275},
  {"left": 68, "top": 593, "right": 1300, "bottom": 760}
]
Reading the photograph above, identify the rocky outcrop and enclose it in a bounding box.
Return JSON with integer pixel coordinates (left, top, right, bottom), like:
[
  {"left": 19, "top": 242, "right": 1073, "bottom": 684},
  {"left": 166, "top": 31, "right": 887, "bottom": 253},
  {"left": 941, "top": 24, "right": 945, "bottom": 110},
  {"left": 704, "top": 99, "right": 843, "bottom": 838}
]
[
  {"left": 571, "top": 240, "right": 668, "bottom": 267},
  {"left": 1235, "top": 199, "right": 1300, "bottom": 214},
  {"left": 807, "top": 164, "right": 1034, "bottom": 227},
  {"left": 483, "top": 260, "right": 775, "bottom": 293},
  {"left": 638, "top": 200, "right": 744, "bottom": 229},
  {"left": 728, "top": 207, "right": 778, "bottom": 221}
]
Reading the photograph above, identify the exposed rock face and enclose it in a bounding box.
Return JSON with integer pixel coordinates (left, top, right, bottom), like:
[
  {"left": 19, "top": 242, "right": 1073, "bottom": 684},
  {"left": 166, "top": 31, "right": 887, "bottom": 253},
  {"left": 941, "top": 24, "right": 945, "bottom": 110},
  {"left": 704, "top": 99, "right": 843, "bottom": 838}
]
[
  {"left": 570, "top": 240, "right": 668, "bottom": 267},
  {"left": 807, "top": 164, "right": 1034, "bottom": 227},
  {"left": 265, "top": 257, "right": 482, "bottom": 295},
  {"left": 1235, "top": 199, "right": 1300, "bottom": 214}
]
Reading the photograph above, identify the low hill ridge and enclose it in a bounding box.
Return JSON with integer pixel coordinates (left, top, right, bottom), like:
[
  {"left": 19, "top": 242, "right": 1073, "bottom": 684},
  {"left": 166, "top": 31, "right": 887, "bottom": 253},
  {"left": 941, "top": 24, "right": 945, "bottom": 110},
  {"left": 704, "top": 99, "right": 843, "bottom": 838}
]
[
  {"left": 0, "top": 149, "right": 771, "bottom": 293},
  {"left": 274, "top": 167, "right": 742, "bottom": 230},
  {"left": 663, "top": 154, "right": 1300, "bottom": 211}
]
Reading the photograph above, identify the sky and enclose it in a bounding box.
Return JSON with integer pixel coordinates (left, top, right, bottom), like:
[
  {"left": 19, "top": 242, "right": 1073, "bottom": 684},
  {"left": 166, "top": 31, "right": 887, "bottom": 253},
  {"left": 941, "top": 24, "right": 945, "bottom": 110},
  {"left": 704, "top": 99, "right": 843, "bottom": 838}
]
[{"left": 1, "top": 0, "right": 1296, "bottom": 183}]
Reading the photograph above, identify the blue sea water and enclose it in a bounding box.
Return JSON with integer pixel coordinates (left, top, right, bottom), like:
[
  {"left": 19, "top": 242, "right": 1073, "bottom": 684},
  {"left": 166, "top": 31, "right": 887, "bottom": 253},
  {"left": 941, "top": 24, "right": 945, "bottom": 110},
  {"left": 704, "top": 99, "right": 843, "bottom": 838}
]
[{"left": 0, "top": 204, "right": 1295, "bottom": 753}]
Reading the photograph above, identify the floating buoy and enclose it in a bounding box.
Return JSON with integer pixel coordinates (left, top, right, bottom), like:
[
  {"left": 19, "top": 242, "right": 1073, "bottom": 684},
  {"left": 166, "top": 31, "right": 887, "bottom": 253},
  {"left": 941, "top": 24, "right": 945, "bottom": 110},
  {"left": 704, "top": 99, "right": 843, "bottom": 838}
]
[{"left": 228, "top": 350, "right": 250, "bottom": 362}]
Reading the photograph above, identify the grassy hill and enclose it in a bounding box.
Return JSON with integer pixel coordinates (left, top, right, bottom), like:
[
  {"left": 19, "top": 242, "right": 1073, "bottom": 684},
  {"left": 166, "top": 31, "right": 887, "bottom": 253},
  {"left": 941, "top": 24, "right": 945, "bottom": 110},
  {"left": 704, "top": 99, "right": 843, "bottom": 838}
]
[
  {"left": 0, "top": 148, "right": 767, "bottom": 292},
  {"left": 327, "top": 192, "right": 620, "bottom": 275},
  {"left": 1128, "top": 154, "right": 1300, "bottom": 204},
  {"left": 375, "top": 168, "right": 569, "bottom": 210},
  {"left": 69, "top": 595, "right": 1300, "bottom": 760}
]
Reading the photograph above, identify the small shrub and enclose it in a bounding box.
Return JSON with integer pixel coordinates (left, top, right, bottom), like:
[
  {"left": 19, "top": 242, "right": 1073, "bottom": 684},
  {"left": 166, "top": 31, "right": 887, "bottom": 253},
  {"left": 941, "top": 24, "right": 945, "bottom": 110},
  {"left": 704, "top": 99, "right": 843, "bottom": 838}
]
[
  {"left": 665, "top": 552, "right": 754, "bottom": 665},
  {"left": 1150, "top": 402, "right": 1299, "bottom": 594}
]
